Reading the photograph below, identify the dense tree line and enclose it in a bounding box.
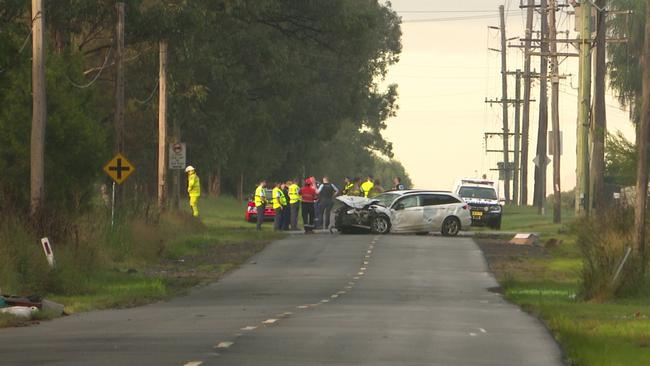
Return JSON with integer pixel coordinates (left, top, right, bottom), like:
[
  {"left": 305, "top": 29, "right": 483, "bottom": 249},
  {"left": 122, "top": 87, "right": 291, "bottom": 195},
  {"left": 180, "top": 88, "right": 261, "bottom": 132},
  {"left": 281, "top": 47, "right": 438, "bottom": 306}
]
[{"left": 0, "top": 0, "right": 409, "bottom": 214}]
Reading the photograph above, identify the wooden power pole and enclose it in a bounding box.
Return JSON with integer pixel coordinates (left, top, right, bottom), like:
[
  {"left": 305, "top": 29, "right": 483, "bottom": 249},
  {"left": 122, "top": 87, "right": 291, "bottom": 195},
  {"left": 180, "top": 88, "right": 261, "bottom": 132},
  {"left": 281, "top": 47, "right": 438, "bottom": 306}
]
[
  {"left": 521, "top": 0, "right": 534, "bottom": 206},
  {"left": 534, "top": 0, "right": 549, "bottom": 214},
  {"left": 114, "top": 2, "right": 125, "bottom": 153},
  {"left": 591, "top": 0, "right": 607, "bottom": 213},
  {"left": 576, "top": 0, "right": 592, "bottom": 215},
  {"left": 30, "top": 0, "right": 46, "bottom": 216},
  {"left": 499, "top": 5, "right": 511, "bottom": 203},
  {"left": 634, "top": 0, "right": 650, "bottom": 273},
  {"left": 514, "top": 70, "right": 522, "bottom": 206},
  {"left": 157, "top": 40, "right": 167, "bottom": 209},
  {"left": 549, "top": 0, "right": 562, "bottom": 224}
]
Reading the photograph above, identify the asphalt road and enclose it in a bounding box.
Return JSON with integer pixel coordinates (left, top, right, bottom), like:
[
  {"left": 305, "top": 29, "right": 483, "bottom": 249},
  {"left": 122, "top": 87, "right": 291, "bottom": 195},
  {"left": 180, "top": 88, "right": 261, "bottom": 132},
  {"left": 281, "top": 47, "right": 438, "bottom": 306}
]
[{"left": 0, "top": 234, "right": 563, "bottom": 366}]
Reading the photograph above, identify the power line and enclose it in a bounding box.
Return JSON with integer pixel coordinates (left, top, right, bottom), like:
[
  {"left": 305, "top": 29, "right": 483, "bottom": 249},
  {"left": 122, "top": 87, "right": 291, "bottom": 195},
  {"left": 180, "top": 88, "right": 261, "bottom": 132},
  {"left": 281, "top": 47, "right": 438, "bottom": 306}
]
[
  {"left": 396, "top": 10, "right": 498, "bottom": 14},
  {"left": 402, "top": 13, "right": 521, "bottom": 23},
  {"left": 68, "top": 46, "right": 112, "bottom": 88}
]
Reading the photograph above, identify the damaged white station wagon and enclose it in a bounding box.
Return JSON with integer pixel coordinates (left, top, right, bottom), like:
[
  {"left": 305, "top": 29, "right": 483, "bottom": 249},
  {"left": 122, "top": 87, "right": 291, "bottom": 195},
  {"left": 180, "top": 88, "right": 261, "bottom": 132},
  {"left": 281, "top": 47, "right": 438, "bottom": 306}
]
[{"left": 333, "top": 190, "right": 472, "bottom": 236}]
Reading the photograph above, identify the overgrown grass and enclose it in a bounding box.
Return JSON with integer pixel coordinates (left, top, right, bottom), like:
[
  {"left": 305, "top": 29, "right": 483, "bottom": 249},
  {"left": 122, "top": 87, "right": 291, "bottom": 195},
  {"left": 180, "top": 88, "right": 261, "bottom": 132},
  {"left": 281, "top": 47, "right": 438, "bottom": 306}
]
[
  {"left": 484, "top": 204, "right": 650, "bottom": 365},
  {"left": 0, "top": 195, "right": 282, "bottom": 327}
]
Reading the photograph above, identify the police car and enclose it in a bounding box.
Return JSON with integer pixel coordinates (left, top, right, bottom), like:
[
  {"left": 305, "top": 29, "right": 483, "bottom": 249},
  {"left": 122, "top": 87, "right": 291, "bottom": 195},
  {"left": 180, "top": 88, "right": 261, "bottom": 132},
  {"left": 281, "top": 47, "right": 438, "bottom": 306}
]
[{"left": 454, "top": 179, "right": 502, "bottom": 230}]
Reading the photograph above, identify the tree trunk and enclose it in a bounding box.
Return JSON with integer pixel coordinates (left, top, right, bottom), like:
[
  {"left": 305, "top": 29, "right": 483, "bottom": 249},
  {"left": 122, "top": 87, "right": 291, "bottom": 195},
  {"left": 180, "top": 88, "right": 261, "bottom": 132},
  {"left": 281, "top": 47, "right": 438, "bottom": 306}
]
[
  {"left": 634, "top": 0, "right": 650, "bottom": 273},
  {"left": 237, "top": 172, "right": 244, "bottom": 201},
  {"left": 209, "top": 166, "right": 222, "bottom": 197}
]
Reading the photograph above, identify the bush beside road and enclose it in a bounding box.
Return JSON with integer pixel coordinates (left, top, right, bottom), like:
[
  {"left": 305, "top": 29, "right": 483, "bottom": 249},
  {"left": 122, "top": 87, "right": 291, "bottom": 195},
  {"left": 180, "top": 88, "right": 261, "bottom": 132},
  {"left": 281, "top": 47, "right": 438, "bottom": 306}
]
[
  {"left": 475, "top": 205, "right": 650, "bottom": 365},
  {"left": 0, "top": 197, "right": 283, "bottom": 327}
]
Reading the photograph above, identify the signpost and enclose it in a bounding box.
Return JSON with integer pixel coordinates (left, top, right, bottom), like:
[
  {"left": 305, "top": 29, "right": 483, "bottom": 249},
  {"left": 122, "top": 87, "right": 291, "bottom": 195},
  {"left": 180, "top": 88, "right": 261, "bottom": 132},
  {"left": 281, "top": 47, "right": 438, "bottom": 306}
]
[
  {"left": 169, "top": 143, "right": 186, "bottom": 170},
  {"left": 103, "top": 153, "right": 135, "bottom": 228},
  {"left": 40, "top": 237, "right": 55, "bottom": 268}
]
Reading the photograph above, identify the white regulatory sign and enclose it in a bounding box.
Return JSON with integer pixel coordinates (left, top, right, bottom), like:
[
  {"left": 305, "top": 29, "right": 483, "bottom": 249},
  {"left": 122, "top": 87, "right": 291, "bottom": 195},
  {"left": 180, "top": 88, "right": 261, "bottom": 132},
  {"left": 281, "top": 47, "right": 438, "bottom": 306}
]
[{"left": 169, "top": 143, "right": 186, "bottom": 170}]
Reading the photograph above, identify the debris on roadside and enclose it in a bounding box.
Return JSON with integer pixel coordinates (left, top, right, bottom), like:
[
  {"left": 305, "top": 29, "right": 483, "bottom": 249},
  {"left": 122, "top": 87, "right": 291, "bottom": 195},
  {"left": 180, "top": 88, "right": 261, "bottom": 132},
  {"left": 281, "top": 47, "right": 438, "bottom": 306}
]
[
  {"left": 0, "top": 306, "right": 39, "bottom": 319},
  {"left": 0, "top": 294, "right": 66, "bottom": 320},
  {"left": 508, "top": 233, "right": 539, "bottom": 246}
]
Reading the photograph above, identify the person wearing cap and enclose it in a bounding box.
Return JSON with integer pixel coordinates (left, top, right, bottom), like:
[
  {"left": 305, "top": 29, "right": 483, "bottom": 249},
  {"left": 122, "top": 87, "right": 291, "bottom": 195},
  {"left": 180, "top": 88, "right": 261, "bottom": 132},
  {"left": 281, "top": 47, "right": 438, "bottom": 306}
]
[{"left": 185, "top": 166, "right": 201, "bottom": 217}]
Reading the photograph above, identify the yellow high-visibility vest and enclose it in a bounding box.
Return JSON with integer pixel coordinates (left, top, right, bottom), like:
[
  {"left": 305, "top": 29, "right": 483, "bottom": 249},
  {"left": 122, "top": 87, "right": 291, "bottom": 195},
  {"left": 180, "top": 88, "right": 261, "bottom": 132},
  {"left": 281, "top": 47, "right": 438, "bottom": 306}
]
[
  {"left": 272, "top": 187, "right": 287, "bottom": 209},
  {"left": 360, "top": 181, "right": 374, "bottom": 198},
  {"left": 254, "top": 185, "right": 266, "bottom": 207},
  {"left": 288, "top": 184, "right": 301, "bottom": 204}
]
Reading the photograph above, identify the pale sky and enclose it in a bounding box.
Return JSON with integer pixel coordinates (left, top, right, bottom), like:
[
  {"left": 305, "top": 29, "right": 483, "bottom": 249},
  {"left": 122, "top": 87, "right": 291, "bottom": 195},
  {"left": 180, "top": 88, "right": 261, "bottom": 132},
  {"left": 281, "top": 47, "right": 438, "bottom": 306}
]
[{"left": 383, "top": 0, "right": 636, "bottom": 202}]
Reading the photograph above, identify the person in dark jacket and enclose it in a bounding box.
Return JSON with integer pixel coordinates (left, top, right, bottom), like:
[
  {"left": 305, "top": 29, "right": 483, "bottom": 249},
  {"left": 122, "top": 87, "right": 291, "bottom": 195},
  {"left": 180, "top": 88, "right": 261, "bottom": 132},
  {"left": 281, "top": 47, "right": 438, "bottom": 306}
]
[{"left": 317, "top": 176, "right": 339, "bottom": 229}]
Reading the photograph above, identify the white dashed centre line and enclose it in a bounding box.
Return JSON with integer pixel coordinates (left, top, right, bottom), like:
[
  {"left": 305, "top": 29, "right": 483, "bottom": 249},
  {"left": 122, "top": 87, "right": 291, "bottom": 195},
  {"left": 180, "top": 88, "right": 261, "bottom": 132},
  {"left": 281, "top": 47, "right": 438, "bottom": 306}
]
[
  {"left": 184, "top": 362, "right": 203, "bottom": 366},
  {"left": 215, "top": 341, "right": 234, "bottom": 349},
  {"left": 262, "top": 319, "right": 278, "bottom": 325},
  {"left": 297, "top": 305, "right": 309, "bottom": 309},
  {"left": 479, "top": 328, "right": 487, "bottom": 333},
  {"left": 469, "top": 333, "right": 478, "bottom": 337},
  {"left": 241, "top": 326, "right": 257, "bottom": 331}
]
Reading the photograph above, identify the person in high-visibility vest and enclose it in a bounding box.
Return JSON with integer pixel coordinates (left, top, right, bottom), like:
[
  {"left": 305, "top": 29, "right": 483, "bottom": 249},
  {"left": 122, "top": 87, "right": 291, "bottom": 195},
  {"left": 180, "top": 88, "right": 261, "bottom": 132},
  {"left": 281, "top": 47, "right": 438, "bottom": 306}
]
[
  {"left": 288, "top": 179, "right": 301, "bottom": 230},
  {"left": 272, "top": 182, "right": 287, "bottom": 231},
  {"left": 360, "top": 175, "right": 375, "bottom": 198},
  {"left": 185, "top": 166, "right": 201, "bottom": 217},
  {"left": 254, "top": 180, "right": 267, "bottom": 231},
  {"left": 341, "top": 177, "right": 354, "bottom": 196}
]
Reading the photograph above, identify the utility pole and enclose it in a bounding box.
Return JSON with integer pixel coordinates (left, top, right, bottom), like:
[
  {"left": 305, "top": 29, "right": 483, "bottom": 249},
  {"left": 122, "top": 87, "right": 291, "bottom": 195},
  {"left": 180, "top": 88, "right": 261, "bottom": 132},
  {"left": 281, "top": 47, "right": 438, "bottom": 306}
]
[
  {"left": 634, "top": 0, "right": 650, "bottom": 274},
  {"left": 30, "top": 0, "right": 46, "bottom": 217},
  {"left": 534, "top": 0, "right": 549, "bottom": 215},
  {"left": 576, "top": 0, "right": 592, "bottom": 215},
  {"left": 514, "top": 70, "right": 522, "bottom": 206},
  {"left": 114, "top": 2, "right": 125, "bottom": 154},
  {"left": 549, "top": 0, "right": 562, "bottom": 224},
  {"left": 591, "top": 0, "right": 607, "bottom": 213},
  {"left": 157, "top": 40, "right": 167, "bottom": 209},
  {"left": 499, "top": 5, "right": 511, "bottom": 203},
  {"left": 521, "top": 0, "right": 534, "bottom": 206}
]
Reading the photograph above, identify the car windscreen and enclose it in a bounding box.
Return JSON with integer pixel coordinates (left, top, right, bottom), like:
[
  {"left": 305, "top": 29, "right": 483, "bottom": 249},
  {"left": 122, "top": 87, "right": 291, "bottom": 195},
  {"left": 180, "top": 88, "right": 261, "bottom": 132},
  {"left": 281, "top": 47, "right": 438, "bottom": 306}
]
[
  {"left": 458, "top": 186, "right": 497, "bottom": 200},
  {"left": 373, "top": 193, "right": 400, "bottom": 207}
]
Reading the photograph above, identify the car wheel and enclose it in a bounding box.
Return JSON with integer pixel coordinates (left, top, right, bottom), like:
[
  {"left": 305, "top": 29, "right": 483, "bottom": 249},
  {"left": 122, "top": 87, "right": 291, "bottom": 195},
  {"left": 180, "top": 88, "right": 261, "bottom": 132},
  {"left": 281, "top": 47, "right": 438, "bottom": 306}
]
[
  {"left": 370, "top": 216, "right": 390, "bottom": 234},
  {"left": 493, "top": 217, "right": 502, "bottom": 230},
  {"left": 441, "top": 217, "right": 461, "bottom": 237}
]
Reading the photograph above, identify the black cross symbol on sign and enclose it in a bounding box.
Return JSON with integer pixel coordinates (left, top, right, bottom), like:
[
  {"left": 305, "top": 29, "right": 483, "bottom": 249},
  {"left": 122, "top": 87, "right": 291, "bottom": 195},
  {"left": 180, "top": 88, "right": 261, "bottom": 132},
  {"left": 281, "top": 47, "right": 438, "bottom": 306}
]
[{"left": 108, "top": 158, "right": 131, "bottom": 180}]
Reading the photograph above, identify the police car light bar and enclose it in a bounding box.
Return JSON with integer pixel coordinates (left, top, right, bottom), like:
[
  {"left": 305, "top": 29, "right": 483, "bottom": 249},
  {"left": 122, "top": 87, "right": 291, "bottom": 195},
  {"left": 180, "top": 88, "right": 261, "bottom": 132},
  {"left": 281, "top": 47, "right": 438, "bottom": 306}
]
[{"left": 461, "top": 179, "right": 495, "bottom": 186}]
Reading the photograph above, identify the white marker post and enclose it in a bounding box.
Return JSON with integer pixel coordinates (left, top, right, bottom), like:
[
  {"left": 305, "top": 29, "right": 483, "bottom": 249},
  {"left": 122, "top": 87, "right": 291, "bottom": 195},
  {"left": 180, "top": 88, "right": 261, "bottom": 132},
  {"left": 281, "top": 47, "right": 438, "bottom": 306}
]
[
  {"left": 111, "top": 181, "right": 116, "bottom": 229},
  {"left": 40, "top": 237, "right": 55, "bottom": 269}
]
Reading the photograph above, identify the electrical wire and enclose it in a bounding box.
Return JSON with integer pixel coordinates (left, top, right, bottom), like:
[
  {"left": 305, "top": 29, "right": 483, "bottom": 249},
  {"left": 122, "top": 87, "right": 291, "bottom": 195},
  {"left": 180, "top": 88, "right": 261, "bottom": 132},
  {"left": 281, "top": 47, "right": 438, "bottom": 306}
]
[
  {"left": 68, "top": 46, "right": 112, "bottom": 88},
  {"left": 134, "top": 79, "right": 159, "bottom": 104}
]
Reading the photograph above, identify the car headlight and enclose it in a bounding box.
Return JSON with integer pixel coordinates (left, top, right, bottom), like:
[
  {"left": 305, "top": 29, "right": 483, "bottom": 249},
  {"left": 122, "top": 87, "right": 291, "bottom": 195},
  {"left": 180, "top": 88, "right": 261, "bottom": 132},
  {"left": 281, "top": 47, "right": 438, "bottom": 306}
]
[
  {"left": 346, "top": 209, "right": 356, "bottom": 214},
  {"left": 489, "top": 205, "right": 502, "bottom": 212}
]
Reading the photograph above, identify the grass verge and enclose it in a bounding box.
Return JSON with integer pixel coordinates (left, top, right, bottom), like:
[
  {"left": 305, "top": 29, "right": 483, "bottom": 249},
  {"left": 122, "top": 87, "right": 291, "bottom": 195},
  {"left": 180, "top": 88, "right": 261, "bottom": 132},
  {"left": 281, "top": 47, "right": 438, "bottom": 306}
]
[
  {"left": 475, "top": 204, "right": 650, "bottom": 365},
  {"left": 0, "top": 196, "right": 283, "bottom": 327}
]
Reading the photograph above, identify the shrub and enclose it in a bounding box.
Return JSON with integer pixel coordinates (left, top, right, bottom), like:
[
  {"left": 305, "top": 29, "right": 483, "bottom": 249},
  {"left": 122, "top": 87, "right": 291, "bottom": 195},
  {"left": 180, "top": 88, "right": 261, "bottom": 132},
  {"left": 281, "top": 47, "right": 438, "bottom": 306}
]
[{"left": 575, "top": 205, "right": 645, "bottom": 301}]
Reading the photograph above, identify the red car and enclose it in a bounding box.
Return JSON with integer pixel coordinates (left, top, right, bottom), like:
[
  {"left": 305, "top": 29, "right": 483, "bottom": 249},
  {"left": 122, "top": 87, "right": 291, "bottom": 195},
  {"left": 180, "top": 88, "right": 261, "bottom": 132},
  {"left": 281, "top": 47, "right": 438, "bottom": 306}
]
[{"left": 245, "top": 189, "right": 276, "bottom": 222}]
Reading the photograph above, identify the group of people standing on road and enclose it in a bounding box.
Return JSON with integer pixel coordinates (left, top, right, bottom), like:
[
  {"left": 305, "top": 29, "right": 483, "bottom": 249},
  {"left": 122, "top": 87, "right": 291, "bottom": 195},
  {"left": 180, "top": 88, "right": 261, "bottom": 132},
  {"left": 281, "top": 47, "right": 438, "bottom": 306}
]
[{"left": 253, "top": 176, "right": 407, "bottom": 233}]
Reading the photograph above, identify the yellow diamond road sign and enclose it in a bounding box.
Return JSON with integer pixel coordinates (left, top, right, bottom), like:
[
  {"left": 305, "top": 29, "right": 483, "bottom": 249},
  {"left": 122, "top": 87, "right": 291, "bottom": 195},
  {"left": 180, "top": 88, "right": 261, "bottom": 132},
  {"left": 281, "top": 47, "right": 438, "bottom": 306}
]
[{"left": 103, "top": 153, "right": 135, "bottom": 184}]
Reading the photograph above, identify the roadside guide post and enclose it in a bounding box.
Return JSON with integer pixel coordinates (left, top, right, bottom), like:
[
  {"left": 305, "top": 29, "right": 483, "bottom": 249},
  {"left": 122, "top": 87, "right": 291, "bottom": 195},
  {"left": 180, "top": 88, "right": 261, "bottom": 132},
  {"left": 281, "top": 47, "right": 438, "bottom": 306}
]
[
  {"left": 103, "top": 153, "right": 135, "bottom": 229},
  {"left": 40, "top": 237, "right": 55, "bottom": 269}
]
